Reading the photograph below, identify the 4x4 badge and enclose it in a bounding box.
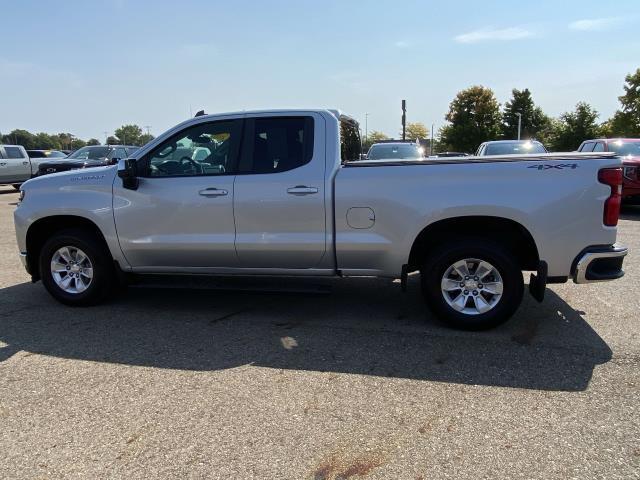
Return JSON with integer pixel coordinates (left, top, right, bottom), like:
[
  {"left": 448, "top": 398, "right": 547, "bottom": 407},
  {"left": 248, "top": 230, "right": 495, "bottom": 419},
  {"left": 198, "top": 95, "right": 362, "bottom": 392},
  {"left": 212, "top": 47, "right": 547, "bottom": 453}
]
[{"left": 528, "top": 163, "right": 578, "bottom": 170}]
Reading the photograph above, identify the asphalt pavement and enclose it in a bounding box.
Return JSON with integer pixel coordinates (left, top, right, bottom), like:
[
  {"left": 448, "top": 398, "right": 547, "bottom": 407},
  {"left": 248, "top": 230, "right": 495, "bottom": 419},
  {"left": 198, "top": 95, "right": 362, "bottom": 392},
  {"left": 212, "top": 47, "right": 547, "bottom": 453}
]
[{"left": 0, "top": 186, "right": 638, "bottom": 479}]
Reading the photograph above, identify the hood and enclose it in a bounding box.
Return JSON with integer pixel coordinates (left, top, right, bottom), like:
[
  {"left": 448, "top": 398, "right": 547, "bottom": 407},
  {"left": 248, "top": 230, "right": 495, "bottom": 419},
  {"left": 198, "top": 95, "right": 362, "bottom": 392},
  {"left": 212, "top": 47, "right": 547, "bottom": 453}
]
[
  {"left": 23, "top": 164, "right": 117, "bottom": 190},
  {"left": 621, "top": 155, "right": 640, "bottom": 165},
  {"left": 39, "top": 158, "right": 110, "bottom": 168}
]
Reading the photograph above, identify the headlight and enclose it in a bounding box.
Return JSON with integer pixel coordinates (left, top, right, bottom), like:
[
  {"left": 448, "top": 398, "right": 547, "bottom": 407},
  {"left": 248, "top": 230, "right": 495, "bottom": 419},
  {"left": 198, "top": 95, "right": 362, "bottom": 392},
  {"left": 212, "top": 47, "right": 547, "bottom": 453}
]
[{"left": 18, "top": 190, "right": 25, "bottom": 203}]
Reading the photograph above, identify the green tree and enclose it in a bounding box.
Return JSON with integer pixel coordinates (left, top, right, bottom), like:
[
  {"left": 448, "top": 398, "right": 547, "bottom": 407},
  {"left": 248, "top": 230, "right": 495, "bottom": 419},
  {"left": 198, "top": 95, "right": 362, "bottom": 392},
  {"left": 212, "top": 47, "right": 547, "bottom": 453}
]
[
  {"left": 2, "top": 129, "right": 36, "bottom": 149},
  {"left": 546, "top": 102, "right": 600, "bottom": 151},
  {"left": 71, "top": 138, "right": 87, "bottom": 150},
  {"left": 601, "top": 69, "right": 640, "bottom": 137},
  {"left": 440, "top": 86, "right": 502, "bottom": 153},
  {"left": 403, "top": 122, "right": 429, "bottom": 140},
  {"left": 502, "top": 88, "right": 550, "bottom": 140},
  {"left": 86, "top": 138, "right": 101, "bottom": 146},
  {"left": 619, "top": 68, "right": 640, "bottom": 124},
  {"left": 106, "top": 135, "right": 119, "bottom": 145},
  {"left": 138, "top": 133, "right": 155, "bottom": 145},
  {"left": 114, "top": 124, "right": 143, "bottom": 145},
  {"left": 363, "top": 130, "right": 389, "bottom": 150}
]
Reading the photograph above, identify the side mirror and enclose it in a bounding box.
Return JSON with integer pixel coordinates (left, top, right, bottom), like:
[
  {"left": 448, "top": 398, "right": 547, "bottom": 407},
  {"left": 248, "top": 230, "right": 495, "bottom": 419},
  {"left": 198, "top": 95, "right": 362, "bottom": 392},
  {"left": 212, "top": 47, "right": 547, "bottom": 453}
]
[
  {"left": 117, "top": 158, "right": 139, "bottom": 190},
  {"left": 110, "top": 157, "right": 121, "bottom": 165}
]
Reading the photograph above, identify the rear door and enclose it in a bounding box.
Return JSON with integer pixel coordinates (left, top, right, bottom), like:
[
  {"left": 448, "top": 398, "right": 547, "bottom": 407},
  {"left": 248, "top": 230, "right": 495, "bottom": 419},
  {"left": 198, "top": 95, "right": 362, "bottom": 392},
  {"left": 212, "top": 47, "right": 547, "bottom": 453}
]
[
  {"left": 1, "top": 146, "right": 30, "bottom": 182},
  {"left": 233, "top": 114, "right": 326, "bottom": 268}
]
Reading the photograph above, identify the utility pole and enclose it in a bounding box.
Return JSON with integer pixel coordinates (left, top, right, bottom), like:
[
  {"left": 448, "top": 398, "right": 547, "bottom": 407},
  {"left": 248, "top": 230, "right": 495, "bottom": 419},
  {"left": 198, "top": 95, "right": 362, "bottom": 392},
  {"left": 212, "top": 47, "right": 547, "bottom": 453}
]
[
  {"left": 431, "top": 123, "right": 435, "bottom": 156},
  {"left": 364, "top": 113, "right": 368, "bottom": 145},
  {"left": 516, "top": 112, "right": 522, "bottom": 140},
  {"left": 401, "top": 100, "right": 406, "bottom": 141},
  {"left": 144, "top": 125, "right": 152, "bottom": 136},
  {"left": 103, "top": 131, "right": 109, "bottom": 145}
]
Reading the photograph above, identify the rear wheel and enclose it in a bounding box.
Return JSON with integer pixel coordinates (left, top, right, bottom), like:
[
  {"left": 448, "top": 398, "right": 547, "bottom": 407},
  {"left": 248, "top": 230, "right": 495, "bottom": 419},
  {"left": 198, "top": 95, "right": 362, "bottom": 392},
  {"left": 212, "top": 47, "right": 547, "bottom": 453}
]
[
  {"left": 39, "top": 229, "right": 115, "bottom": 306},
  {"left": 421, "top": 240, "right": 524, "bottom": 330}
]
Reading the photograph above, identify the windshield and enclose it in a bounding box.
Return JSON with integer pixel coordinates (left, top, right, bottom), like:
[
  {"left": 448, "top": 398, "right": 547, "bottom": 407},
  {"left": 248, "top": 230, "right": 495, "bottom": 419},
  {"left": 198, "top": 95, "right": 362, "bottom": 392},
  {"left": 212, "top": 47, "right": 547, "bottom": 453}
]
[
  {"left": 68, "top": 146, "right": 111, "bottom": 160},
  {"left": 367, "top": 144, "right": 423, "bottom": 160},
  {"left": 609, "top": 140, "right": 640, "bottom": 156},
  {"left": 484, "top": 141, "right": 546, "bottom": 155}
]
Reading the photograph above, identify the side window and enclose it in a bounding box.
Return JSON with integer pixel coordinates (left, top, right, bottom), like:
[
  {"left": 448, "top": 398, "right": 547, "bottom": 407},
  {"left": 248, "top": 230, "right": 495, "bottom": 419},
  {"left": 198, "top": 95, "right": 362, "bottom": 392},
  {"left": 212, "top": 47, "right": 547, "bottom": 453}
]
[
  {"left": 240, "top": 116, "right": 314, "bottom": 174},
  {"left": 113, "top": 148, "right": 127, "bottom": 160},
  {"left": 126, "top": 147, "right": 139, "bottom": 157},
  {"left": 4, "top": 147, "right": 25, "bottom": 159},
  {"left": 580, "top": 142, "right": 595, "bottom": 152},
  {"left": 592, "top": 142, "right": 605, "bottom": 152},
  {"left": 145, "top": 120, "right": 242, "bottom": 177}
]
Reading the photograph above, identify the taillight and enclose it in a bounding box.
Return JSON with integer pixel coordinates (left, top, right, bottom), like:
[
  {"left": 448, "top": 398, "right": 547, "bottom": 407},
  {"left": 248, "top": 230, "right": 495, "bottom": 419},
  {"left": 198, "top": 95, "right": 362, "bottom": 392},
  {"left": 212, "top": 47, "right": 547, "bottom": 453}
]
[{"left": 598, "top": 167, "right": 622, "bottom": 227}]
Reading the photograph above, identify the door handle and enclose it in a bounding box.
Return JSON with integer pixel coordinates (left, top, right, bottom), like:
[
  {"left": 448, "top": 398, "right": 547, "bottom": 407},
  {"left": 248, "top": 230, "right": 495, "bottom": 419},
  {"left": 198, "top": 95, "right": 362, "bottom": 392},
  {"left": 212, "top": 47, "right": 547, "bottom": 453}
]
[
  {"left": 198, "top": 188, "right": 228, "bottom": 197},
  {"left": 287, "top": 185, "right": 318, "bottom": 196}
]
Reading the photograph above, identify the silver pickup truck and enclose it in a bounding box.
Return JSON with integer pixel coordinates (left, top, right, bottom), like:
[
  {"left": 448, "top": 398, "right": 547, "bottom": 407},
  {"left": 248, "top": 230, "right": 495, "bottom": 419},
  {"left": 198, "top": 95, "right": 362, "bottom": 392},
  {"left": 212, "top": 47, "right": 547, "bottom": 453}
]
[{"left": 14, "top": 109, "right": 628, "bottom": 329}]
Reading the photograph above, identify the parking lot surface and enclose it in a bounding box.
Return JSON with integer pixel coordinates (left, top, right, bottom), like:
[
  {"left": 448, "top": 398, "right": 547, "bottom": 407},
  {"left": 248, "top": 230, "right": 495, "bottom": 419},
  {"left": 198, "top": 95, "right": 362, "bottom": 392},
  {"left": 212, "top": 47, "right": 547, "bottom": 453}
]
[{"left": 0, "top": 186, "right": 639, "bottom": 479}]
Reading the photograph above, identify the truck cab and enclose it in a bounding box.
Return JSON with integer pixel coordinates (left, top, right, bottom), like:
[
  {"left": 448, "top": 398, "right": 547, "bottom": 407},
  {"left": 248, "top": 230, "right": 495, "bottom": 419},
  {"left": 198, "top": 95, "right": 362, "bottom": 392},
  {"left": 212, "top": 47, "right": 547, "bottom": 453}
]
[{"left": 0, "top": 145, "right": 31, "bottom": 189}]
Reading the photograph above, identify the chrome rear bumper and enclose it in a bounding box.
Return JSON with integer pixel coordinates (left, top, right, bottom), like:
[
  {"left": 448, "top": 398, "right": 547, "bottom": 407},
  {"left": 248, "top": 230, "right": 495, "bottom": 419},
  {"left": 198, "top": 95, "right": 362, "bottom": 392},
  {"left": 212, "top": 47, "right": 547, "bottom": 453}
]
[{"left": 573, "top": 244, "right": 628, "bottom": 284}]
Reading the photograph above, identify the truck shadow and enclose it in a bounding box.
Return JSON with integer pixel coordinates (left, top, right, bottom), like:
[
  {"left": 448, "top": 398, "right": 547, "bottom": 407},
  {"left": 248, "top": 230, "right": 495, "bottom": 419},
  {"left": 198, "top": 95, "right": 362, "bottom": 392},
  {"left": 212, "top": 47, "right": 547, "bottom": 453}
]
[
  {"left": 621, "top": 204, "right": 640, "bottom": 220},
  {"left": 0, "top": 277, "right": 611, "bottom": 392}
]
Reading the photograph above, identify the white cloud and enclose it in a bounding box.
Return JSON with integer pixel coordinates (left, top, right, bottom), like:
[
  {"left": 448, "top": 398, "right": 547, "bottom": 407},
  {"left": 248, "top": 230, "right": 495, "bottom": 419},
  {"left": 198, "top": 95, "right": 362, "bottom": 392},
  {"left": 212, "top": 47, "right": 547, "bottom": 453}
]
[
  {"left": 569, "top": 17, "right": 622, "bottom": 32},
  {"left": 454, "top": 27, "right": 533, "bottom": 44}
]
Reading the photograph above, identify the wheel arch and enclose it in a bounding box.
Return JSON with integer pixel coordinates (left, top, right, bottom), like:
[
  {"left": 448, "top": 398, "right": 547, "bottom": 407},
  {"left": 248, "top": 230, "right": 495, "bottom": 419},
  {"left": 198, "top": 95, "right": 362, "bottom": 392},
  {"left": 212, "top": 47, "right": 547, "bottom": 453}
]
[
  {"left": 407, "top": 216, "right": 540, "bottom": 272},
  {"left": 26, "top": 215, "right": 112, "bottom": 281}
]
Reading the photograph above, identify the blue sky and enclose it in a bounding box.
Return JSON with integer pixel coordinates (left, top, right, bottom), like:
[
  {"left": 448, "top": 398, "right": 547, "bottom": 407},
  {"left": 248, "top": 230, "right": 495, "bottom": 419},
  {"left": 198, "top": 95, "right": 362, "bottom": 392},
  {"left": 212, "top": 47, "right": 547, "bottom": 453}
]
[{"left": 1, "top": 0, "right": 639, "bottom": 141}]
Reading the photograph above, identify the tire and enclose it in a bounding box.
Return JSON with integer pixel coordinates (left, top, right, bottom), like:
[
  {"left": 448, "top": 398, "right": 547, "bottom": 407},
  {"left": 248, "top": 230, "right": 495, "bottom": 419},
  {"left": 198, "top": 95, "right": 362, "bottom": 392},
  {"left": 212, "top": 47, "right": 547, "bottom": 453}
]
[
  {"left": 12, "top": 184, "right": 21, "bottom": 191},
  {"left": 39, "top": 228, "right": 115, "bottom": 306},
  {"left": 421, "top": 239, "right": 524, "bottom": 330}
]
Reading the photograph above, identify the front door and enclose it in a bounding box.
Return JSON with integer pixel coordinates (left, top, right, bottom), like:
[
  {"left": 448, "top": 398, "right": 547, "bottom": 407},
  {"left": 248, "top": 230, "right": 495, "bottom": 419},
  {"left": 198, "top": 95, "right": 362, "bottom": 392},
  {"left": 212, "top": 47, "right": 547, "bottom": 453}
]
[
  {"left": 233, "top": 114, "right": 327, "bottom": 269},
  {"left": 113, "top": 118, "right": 243, "bottom": 269}
]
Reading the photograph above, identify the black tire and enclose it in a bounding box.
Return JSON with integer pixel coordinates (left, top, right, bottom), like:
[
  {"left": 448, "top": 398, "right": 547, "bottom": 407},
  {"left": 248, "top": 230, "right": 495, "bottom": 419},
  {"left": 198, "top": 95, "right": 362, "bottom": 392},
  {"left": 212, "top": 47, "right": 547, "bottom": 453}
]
[
  {"left": 421, "top": 239, "right": 524, "bottom": 330},
  {"left": 12, "top": 184, "right": 21, "bottom": 191},
  {"left": 39, "top": 228, "right": 115, "bottom": 306}
]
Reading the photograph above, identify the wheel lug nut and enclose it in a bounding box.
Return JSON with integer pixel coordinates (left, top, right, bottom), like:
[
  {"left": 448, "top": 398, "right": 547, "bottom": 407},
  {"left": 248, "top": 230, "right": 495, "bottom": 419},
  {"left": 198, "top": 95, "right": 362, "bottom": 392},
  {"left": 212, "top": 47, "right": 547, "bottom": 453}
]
[
  {"left": 478, "top": 284, "right": 483, "bottom": 289},
  {"left": 459, "top": 282, "right": 465, "bottom": 287},
  {"left": 463, "top": 290, "right": 469, "bottom": 295},
  {"left": 464, "top": 276, "right": 469, "bottom": 280},
  {"left": 474, "top": 276, "right": 479, "bottom": 281},
  {"left": 473, "top": 290, "right": 478, "bottom": 296}
]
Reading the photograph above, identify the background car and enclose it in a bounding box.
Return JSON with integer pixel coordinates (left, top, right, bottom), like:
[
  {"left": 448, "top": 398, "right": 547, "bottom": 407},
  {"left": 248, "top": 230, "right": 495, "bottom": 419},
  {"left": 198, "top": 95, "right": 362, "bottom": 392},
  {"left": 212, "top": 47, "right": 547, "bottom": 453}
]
[
  {"left": 476, "top": 140, "right": 547, "bottom": 156},
  {"left": 36, "top": 145, "right": 139, "bottom": 176},
  {"left": 366, "top": 142, "right": 424, "bottom": 160},
  {"left": 26, "top": 150, "right": 67, "bottom": 159},
  {"left": 578, "top": 138, "right": 640, "bottom": 203}
]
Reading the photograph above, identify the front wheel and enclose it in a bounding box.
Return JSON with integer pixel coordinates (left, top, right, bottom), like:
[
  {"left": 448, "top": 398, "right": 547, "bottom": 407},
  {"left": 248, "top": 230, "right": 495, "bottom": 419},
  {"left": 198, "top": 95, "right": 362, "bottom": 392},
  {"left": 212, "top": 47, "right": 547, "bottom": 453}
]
[
  {"left": 421, "top": 240, "right": 524, "bottom": 330},
  {"left": 39, "top": 229, "right": 115, "bottom": 306}
]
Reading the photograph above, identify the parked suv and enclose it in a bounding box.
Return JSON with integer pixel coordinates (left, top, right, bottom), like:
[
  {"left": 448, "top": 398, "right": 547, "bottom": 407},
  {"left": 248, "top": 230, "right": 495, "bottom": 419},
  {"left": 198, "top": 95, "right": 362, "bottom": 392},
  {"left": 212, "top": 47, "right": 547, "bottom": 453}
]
[
  {"left": 36, "top": 145, "right": 139, "bottom": 177},
  {"left": 578, "top": 139, "right": 640, "bottom": 203}
]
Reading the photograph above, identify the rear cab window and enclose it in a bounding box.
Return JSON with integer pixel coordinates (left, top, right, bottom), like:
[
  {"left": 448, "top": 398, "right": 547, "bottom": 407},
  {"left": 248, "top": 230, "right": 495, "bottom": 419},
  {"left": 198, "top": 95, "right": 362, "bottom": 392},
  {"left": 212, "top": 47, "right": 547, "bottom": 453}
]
[{"left": 580, "top": 142, "right": 595, "bottom": 152}]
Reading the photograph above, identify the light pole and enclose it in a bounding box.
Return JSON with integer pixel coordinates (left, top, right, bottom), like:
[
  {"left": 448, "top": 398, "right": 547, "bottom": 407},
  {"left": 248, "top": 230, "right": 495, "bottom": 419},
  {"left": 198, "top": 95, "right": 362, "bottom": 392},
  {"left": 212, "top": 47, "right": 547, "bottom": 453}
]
[{"left": 516, "top": 113, "right": 522, "bottom": 140}]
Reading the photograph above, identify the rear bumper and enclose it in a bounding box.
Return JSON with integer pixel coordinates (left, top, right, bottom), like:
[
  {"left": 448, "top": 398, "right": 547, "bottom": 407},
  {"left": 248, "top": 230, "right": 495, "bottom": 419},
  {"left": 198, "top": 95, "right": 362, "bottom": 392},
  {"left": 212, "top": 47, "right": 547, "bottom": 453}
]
[{"left": 573, "top": 244, "right": 628, "bottom": 284}]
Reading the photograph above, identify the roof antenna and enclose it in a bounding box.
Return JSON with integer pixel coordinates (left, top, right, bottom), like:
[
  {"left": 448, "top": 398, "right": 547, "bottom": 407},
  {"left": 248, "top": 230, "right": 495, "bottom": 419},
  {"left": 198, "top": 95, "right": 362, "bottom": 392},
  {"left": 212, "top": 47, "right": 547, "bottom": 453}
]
[{"left": 194, "top": 110, "right": 206, "bottom": 117}]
